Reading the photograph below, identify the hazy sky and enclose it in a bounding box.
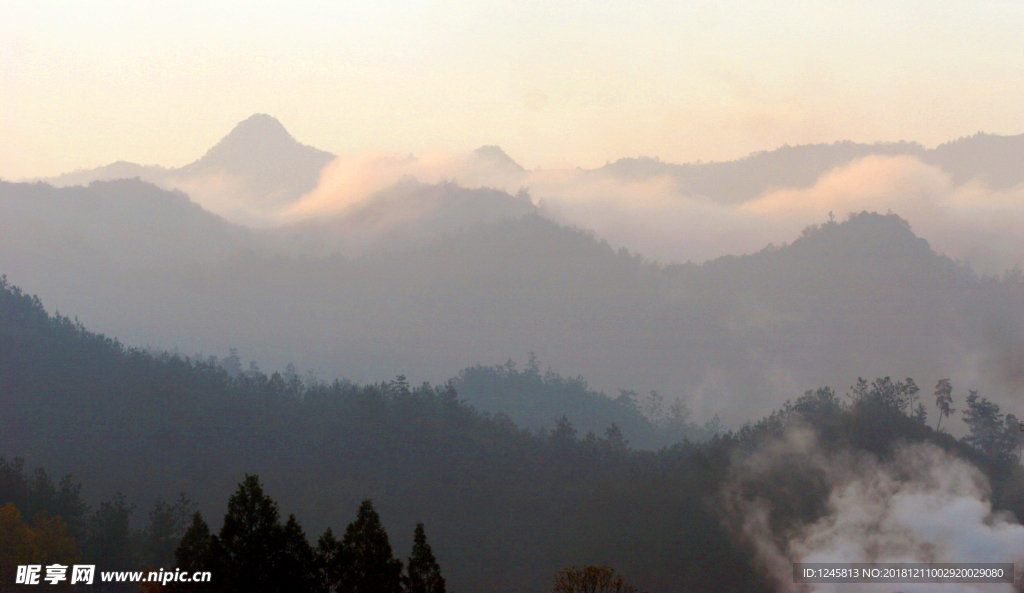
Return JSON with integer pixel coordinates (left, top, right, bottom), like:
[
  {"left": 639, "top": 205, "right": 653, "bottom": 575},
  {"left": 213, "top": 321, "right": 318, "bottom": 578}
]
[{"left": 3, "top": 0, "right": 1023, "bottom": 179}]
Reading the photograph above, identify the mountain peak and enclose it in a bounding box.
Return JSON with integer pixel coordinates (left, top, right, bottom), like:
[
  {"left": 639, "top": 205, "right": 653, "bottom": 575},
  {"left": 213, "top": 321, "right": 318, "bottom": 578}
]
[
  {"left": 177, "top": 114, "right": 336, "bottom": 209},
  {"left": 472, "top": 145, "right": 525, "bottom": 172},
  {"left": 188, "top": 114, "right": 306, "bottom": 168},
  {"left": 223, "top": 113, "right": 295, "bottom": 144}
]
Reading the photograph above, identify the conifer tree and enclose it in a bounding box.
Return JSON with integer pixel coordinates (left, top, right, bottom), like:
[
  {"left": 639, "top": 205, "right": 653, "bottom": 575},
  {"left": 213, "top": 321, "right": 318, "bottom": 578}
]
[
  {"left": 315, "top": 527, "right": 348, "bottom": 593},
  {"left": 279, "top": 514, "right": 316, "bottom": 593},
  {"left": 175, "top": 513, "right": 212, "bottom": 571},
  {"left": 934, "top": 378, "right": 955, "bottom": 432},
  {"left": 340, "top": 500, "right": 403, "bottom": 593},
  {"left": 84, "top": 493, "right": 135, "bottom": 570},
  {"left": 961, "top": 390, "right": 1014, "bottom": 459},
  {"left": 141, "top": 494, "right": 196, "bottom": 570},
  {"left": 552, "top": 566, "right": 637, "bottom": 593},
  {"left": 171, "top": 513, "right": 216, "bottom": 593},
  {"left": 218, "top": 474, "right": 287, "bottom": 593},
  {"left": 913, "top": 402, "right": 928, "bottom": 425},
  {"left": 403, "top": 523, "right": 445, "bottom": 593}
]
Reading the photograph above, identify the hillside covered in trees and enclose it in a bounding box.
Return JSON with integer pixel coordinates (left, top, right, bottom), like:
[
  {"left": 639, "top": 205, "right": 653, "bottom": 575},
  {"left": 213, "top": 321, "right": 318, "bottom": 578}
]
[
  {"left": 5, "top": 190, "right": 1024, "bottom": 431},
  {"left": 2, "top": 277, "right": 1022, "bottom": 592}
]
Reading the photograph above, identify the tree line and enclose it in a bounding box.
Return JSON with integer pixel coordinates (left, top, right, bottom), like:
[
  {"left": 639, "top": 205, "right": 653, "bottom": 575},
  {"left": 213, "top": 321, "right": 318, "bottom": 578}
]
[{"left": 171, "top": 475, "right": 444, "bottom": 593}]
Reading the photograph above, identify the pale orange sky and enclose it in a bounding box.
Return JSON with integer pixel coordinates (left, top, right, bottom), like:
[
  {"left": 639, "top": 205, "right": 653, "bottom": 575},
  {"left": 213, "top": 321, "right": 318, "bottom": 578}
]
[{"left": 3, "top": 0, "right": 1023, "bottom": 179}]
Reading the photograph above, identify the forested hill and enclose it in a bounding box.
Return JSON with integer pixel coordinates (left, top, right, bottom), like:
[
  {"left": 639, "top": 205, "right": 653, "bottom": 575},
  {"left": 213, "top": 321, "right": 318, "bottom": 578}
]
[
  {"left": 0, "top": 179, "right": 260, "bottom": 268},
  {"left": 0, "top": 177, "right": 537, "bottom": 267},
  {"left": 5, "top": 207, "right": 1019, "bottom": 427},
  {"left": 0, "top": 275, "right": 759, "bottom": 591},
  {"left": 2, "top": 276, "right": 1023, "bottom": 592}
]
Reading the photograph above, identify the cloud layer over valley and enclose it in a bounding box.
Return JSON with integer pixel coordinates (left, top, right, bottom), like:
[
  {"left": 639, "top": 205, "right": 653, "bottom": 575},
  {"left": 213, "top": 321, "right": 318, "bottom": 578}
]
[{"left": 313, "top": 152, "right": 1024, "bottom": 273}]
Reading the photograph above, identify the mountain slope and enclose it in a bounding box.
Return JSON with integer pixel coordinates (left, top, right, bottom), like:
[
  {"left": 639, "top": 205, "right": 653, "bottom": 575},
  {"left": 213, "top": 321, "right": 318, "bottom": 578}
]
[
  {"left": 44, "top": 161, "right": 170, "bottom": 187},
  {"left": 470, "top": 145, "right": 526, "bottom": 173},
  {"left": 0, "top": 179, "right": 258, "bottom": 267}
]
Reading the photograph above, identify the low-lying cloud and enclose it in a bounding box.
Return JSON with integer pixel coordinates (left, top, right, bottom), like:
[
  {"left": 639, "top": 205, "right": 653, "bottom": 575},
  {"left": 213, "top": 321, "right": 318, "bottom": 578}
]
[
  {"left": 278, "top": 150, "right": 529, "bottom": 222},
  {"left": 539, "top": 155, "right": 1024, "bottom": 272},
  {"left": 253, "top": 151, "right": 1024, "bottom": 273}
]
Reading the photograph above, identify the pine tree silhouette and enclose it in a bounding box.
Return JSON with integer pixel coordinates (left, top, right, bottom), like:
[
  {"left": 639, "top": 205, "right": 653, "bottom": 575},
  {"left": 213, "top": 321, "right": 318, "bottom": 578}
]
[
  {"left": 340, "top": 500, "right": 403, "bottom": 593},
  {"left": 403, "top": 523, "right": 445, "bottom": 593}
]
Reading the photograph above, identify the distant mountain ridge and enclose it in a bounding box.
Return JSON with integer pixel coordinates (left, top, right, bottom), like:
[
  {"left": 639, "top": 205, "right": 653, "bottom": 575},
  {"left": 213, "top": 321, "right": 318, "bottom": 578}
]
[
  {"left": 41, "top": 114, "right": 336, "bottom": 215},
  {"left": 594, "top": 132, "right": 1024, "bottom": 202},
  {"left": 44, "top": 160, "right": 171, "bottom": 187},
  {"left": 38, "top": 115, "right": 1022, "bottom": 221}
]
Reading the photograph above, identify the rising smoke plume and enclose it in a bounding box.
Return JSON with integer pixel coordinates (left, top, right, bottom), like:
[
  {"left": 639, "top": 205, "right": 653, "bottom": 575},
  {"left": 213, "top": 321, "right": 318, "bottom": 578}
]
[{"left": 722, "top": 427, "right": 1024, "bottom": 593}]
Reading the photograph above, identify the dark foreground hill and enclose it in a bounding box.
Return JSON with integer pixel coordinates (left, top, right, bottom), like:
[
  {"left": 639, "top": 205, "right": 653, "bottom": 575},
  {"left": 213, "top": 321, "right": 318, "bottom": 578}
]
[
  {"left": 2, "top": 277, "right": 1022, "bottom": 592},
  {"left": 0, "top": 276, "right": 763, "bottom": 591}
]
